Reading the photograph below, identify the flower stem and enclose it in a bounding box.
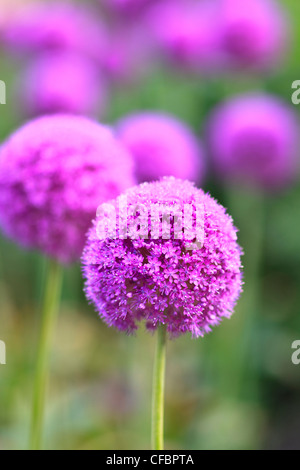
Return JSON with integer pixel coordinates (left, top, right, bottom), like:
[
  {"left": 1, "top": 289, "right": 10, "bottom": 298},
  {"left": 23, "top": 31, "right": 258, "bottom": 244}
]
[
  {"left": 213, "top": 186, "right": 265, "bottom": 402},
  {"left": 151, "top": 324, "right": 167, "bottom": 450},
  {"left": 29, "top": 259, "right": 63, "bottom": 450}
]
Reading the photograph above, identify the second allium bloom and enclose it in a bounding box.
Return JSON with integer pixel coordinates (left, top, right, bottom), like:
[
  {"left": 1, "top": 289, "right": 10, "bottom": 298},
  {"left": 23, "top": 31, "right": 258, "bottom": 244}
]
[
  {"left": 116, "top": 113, "right": 205, "bottom": 184},
  {"left": 82, "top": 178, "right": 243, "bottom": 337},
  {"left": 208, "top": 94, "right": 299, "bottom": 190},
  {"left": 0, "top": 115, "right": 135, "bottom": 263},
  {"left": 19, "top": 52, "right": 108, "bottom": 118}
]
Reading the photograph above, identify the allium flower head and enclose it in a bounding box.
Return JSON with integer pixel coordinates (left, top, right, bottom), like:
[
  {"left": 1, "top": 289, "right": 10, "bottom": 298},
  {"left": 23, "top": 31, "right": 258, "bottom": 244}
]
[
  {"left": 0, "top": 115, "right": 135, "bottom": 263},
  {"left": 19, "top": 52, "right": 108, "bottom": 118},
  {"left": 218, "top": 0, "right": 288, "bottom": 70},
  {"left": 116, "top": 113, "right": 205, "bottom": 183},
  {"left": 82, "top": 177, "right": 243, "bottom": 337},
  {"left": 103, "top": 25, "right": 153, "bottom": 85},
  {"left": 209, "top": 94, "right": 299, "bottom": 190},
  {"left": 147, "top": 0, "right": 221, "bottom": 73},
  {"left": 103, "top": 0, "right": 156, "bottom": 17},
  {"left": 4, "top": 2, "right": 108, "bottom": 64}
]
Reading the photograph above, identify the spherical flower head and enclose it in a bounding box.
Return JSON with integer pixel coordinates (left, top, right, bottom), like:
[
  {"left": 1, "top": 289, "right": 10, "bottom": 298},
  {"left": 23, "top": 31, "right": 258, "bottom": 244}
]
[
  {"left": 208, "top": 94, "right": 299, "bottom": 190},
  {"left": 3, "top": 2, "right": 108, "bottom": 64},
  {"left": 82, "top": 177, "right": 243, "bottom": 338},
  {"left": 18, "top": 52, "right": 108, "bottom": 118},
  {"left": 116, "top": 113, "right": 205, "bottom": 184},
  {"left": 103, "top": 0, "right": 156, "bottom": 17},
  {"left": 103, "top": 25, "right": 153, "bottom": 85},
  {"left": 147, "top": 0, "right": 222, "bottom": 73},
  {"left": 0, "top": 115, "right": 135, "bottom": 264},
  {"left": 218, "top": 0, "right": 288, "bottom": 70}
]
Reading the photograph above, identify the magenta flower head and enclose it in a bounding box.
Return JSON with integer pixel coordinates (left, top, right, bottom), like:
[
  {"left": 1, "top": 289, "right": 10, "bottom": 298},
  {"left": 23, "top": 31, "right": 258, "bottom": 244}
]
[
  {"left": 103, "top": 25, "right": 153, "bottom": 85},
  {"left": 208, "top": 94, "right": 299, "bottom": 190},
  {"left": 116, "top": 113, "right": 205, "bottom": 184},
  {"left": 82, "top": 177, "right": 243, "bottom": 337},
  {"left": 0, "top": 115, "right": 135, "bottom": 264},
  {"left": 19, "top": 52, "right": 108, "bottom": 118},
  {"left": 4, "top": 2, "right": 107, "bottom": 64},
  {"left": 103, "top": 0, "right": 156, "bottom": 17},
  {"left": 218, "top": 0, "right": 288, "bottom": 70},
  {"left": 147, "top": 0, "right": 221, "bottom": 73}
]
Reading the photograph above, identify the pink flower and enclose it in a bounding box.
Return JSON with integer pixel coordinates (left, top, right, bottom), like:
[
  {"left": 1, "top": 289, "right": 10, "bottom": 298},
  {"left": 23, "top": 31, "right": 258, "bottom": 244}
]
[
  {"left": 147, "top": 0, "right": 222, "bottom": 73},
  {"left": 208, "top": 94, "right": 299, "bottom": 190},
  {"left": 0, "top": 115, "right": 135, "bottom": 263},
  {"left": 116, "top": 112, "right": 205, "bottom": 183},
  {"left": 218, "top": 0, "right": 288, "bottom": 70},
  {"left": 82, "top": 178, "right": 243, "bottom": 337},
  {"left": 19, "top": 52, "right": 108, "bottom": 118}
]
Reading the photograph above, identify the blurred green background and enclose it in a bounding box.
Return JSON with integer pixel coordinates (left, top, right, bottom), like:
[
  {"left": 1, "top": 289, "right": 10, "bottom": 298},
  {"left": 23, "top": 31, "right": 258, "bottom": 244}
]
[{"left": 0, "top": 0, "right": 300, "bottom": 450}]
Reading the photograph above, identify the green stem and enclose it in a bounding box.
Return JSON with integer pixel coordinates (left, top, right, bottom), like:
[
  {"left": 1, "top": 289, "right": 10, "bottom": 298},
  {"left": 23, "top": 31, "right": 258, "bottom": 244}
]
[
  {"left": 151, "top": 325, "right": 167, "bottom": 451},
  {"left": 29, "top": 259, "right": 63, "bottom": 450},
  {"left": 213, "top": 186, "right": 265, "bottom": 402}
]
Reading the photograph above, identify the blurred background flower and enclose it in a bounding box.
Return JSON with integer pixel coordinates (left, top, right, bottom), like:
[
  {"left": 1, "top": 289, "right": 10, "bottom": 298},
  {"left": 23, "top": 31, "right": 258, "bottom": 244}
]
[
  {"left": 18, "top": 52, "right": 108, "bottom": 118},
  {"left": 0, "top": 0, "right": 300, "bottom": 451},
  {"left": 0, "top": 115, "right": 134, "bottom": 263},
  {"left": 208, "top": 93, "right": 299, "bottom": 190},
  {"left": 116, "top": 112, "right": 205, "bottom": 183},
  {"left": 146, "top": 0, "right": 222, "bottom": 74},
  {"left": 3, "top": 2, "right": 108, "bottom": 63},
  {"left": 218, "top": 0, "right": 288, "bottom": 72}
]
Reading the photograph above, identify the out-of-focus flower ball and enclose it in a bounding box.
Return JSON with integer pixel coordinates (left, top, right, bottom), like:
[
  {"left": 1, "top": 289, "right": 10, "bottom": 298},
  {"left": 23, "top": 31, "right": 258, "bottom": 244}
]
[
  {"left": 103, "top": 25, "right": 153, "bottom": 85},
  {"left": 19, "top": 52, "right": 108, "bottom": 118},
  {"left": 0, "top": 115, "right": 135, "bottom": 263},
  {"left": 208, "top": 94, "right": 299, "bottom": 190},
  {"left": 218, "top": 0, "right": 288, "bottom": 70},
  {"left": 103, "top": 0, "right": 156, "bottom": 17},
  {"left": 147, "top": 0, "right": 221, "bottom": 73},
  {"left": 116, "top": 112, "right": 205, "bottom": 183},
  {"left": 3, "top": 2, "right": 108, "bottom": 65}
]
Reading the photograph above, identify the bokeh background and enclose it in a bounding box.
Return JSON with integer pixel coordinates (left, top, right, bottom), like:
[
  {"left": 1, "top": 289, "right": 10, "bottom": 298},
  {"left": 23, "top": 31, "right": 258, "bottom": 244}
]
[{"left": 0, "top": 0, "right": 300, "bottom": 450}]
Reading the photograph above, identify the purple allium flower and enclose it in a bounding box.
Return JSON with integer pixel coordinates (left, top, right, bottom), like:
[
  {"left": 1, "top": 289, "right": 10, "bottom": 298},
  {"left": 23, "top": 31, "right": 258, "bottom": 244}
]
[
  {"left": 103, "top": 0, "right": 156, "bottom": 17},
  {"left": 103, "top": 25, "right": 153, "bottom": 85},
  {"left": 116, "top": 113, "right": 205, "bottom": 183},
  {"left": 208, "top": 94, "right": 299, "bottom": 190},
  {"left": 3, "top": 2, "right": 108, "bottom": 64},
  {"left": 0, "top": 115, "right": 135, "bottom": 264},
  {"left": 82, "top": 177, "right": 243, "bottom": 337},
  {"left": 218, "top": 0, "right": 288, "bottom": 70},
  {"left": 19, "top": 52, "right": 108, "bottom": 118},
  {"left": 147, "top": 0, "right": 221, "bottom": 73}
]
